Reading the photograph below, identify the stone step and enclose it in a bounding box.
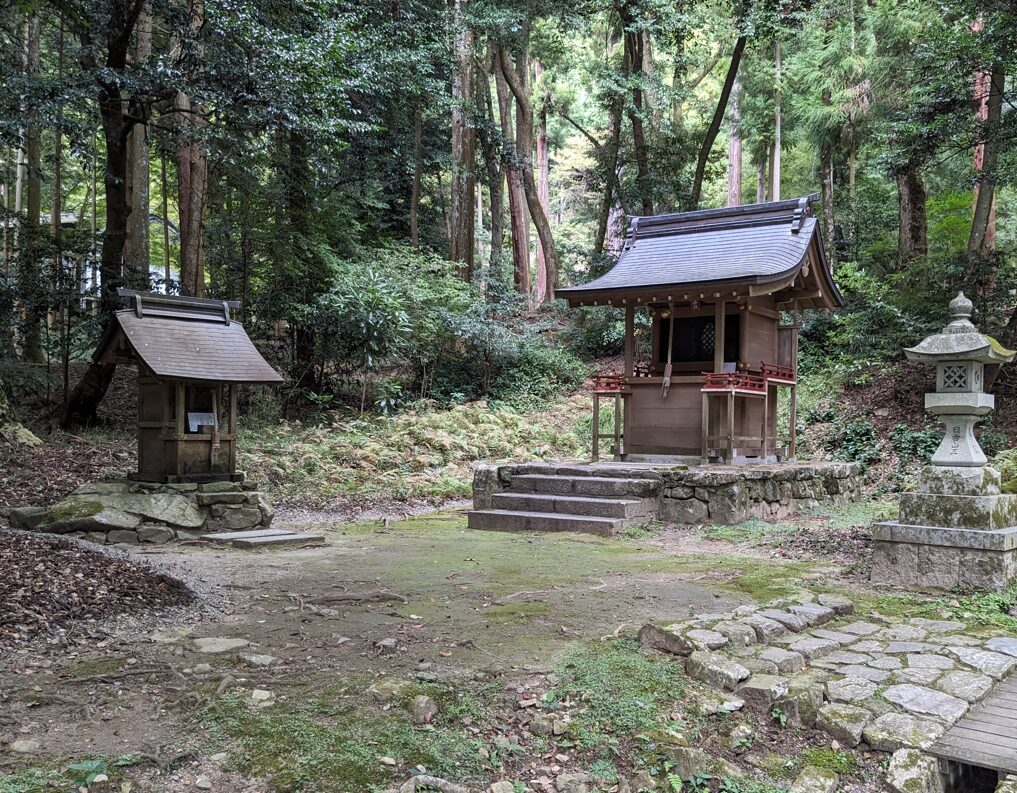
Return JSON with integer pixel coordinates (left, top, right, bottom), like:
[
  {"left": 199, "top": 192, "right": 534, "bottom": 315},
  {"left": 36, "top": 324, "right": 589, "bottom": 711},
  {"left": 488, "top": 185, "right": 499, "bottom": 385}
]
[
  {"left": 509, "top": 462, "right": 663, "bottom": 480},
  {"left": 509, "top": 474, "right": 660, "bottom": 498},
  {"left": 491, "top": 492, "right": 652, "bottom": 519},
  {"left": 230, "top": 532, "right": 325, "bottom": 548},
  {"left": 467, "top": 509, "right": 625, "bottom": 536}
]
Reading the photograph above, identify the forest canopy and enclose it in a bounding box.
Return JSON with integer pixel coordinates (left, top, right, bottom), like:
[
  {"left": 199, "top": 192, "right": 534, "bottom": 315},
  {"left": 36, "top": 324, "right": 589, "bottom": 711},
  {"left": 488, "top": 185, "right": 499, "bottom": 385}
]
[{"left": 0, "top": 0, "right": 1014, "bottom": 425}]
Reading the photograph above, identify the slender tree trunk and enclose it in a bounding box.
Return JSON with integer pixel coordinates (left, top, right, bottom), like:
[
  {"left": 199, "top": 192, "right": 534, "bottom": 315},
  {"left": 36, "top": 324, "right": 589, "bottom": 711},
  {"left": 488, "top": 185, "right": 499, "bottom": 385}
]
[
  {"left": 690, "top": 36, "right": 746, "bottom": 209},
  {"left": 161, "top": 148, "right": 171, "bottom": 288},
  {"left": 595, "top": 95, "right": 624, "bottom": 254},
  {"left": 477, "top": 56, "right": 504, "bottom": 286},
  {"left": 772, "top": 39, "right": 782, "bottom": 202},
  {"left": 449, "top": 0, "right": 475, "bottom": 279},
  {"left": 175, "top": 92, "right": 207, "bottom": 297},
  {"left": 124, "top": 4, "right": 152, "bottom": 289},
  {"left": 619, "top": 2, "right": 652, "bottom": 215},
  {"left": 726, "top": 77, "right": 741, "bottom": 207},
  {"left": 896, "top": 161, "right": 928, "bottom": 268},
  {"left": 63, "top": 0, "right": 148, "bottom": 427},
  {"left": 494, "top": 49, "right": 529, "bottom": 297},
  {"left": 534, "top": 60, "right": 551, "bottom": 304},
  {"left": 410, "top": 95, "right": 422, "bottom": 248},
  {"left": 756, "top": 150, "right": 767, "bottom": 203},
  {"left": 969, "top": 62, "right": 1003, "bottom": 257},
  {"left": 500, "top": 45, "right": 557, "bottom": 302},
  {"left": 21, "top": 12, "right": 44, "bottom": 364},
  {"left": 820, "top": 141, "right": 836, "bottom": 266}
]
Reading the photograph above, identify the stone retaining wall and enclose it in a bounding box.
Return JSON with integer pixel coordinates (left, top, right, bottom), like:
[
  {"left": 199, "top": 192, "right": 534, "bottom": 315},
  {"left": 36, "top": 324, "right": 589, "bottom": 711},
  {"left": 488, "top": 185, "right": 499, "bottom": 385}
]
[
  {"left": 654, "top": 462, "right": 861, "bottom": 524},
  {"left": 9, "top": 479, "right": 273, "bottom": 545}
]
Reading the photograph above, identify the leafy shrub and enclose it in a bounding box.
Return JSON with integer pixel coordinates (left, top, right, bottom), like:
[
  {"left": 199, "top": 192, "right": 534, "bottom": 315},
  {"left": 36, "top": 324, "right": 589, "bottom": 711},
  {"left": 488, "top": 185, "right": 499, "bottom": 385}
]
[
  {"left": 889, "top": 422, "right": 941, "bottom": 464},
  {"left": 822, "top": 416, "right": 881, "bottom": 469}
]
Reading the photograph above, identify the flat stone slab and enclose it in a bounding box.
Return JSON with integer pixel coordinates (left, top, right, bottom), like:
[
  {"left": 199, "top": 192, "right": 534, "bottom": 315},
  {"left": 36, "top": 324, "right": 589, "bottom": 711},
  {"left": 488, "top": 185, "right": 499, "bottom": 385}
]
[
  {"left": 946, "top": 646, "right": 1017, "bottom": 679},
  {"left": 863, "top": 712, "right": 946, "bottom": 752},
  {"left": 935, "top": 670, "right": 993, "bottom": 703},
  {"left": 758, "top": 609, "right": 809, "bottom": 632},
  {"left": 908, "top": 653, "right": 955, "bottom": 670},
  {"left": 788, "top": 766, "right": 838, "bottom": 793},
  {"left": 231, "top": 532, "right": 325, "bottom": 548},
  {"left": 758, "top": 647, "right": 805, "bottom": 673},
  {"left": 827, "top": 676, "right": 878, "bottom": 704},
  {"left": 894, "top": 668, "right": 945, "bottom": 686},
  {"left": 713, "top": 621, "right": 757, "bottom": 646},
  {"left": 839, "top": 621, "right": 881, "bottom": 636},
  {"left": 686, "top": 629, "right": 729, "bottom": 650},
  {"left": 740, "top": 614, "right": 787, "bottom": 642},
  {"left": 817, "top": 593, "right": 854, "bottom": 615},
  {"left": 789, "top": 636, "right": 840, "bottom": 661},
  {"left": 869, "top": 655, "right": 904, "bottom": 670},
  {"left": 986, "top": 637, "right": 1017, "bottom": 657},
  {"left": 738, "top": 674, "right": 788, "bottom": 710},
  {"left": 811, "top": 628, "right": 858, "bottom": 646},
  {"left": 203, "top": 528, "right": 294, "bottom": 542},
  {"left": 882, "top": 683, "right": 969, "bottom": 723},
  {"left": 192, "top": 637, "right": 251, "bottom": 654},
  {"left": 886, "top": 748, "right": 942, "bottom": 793},
  {"left": 839, "top": 663, "right": 890, "bottom": 683},
  {"left": 788, "top": 603, "right": 836, "bottom": 627}
]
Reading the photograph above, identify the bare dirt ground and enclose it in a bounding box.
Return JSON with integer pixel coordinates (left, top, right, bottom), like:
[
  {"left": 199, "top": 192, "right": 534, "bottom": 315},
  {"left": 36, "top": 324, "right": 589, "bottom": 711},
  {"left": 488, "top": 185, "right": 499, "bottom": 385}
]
[{"left": 2, "top": 505, "right": 780, "bottom": 791}]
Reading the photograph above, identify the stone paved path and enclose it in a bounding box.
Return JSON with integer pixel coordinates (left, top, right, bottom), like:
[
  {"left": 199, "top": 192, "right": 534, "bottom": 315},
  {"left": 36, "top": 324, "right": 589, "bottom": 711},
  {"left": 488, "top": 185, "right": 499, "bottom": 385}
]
[{"left": 639, "top": 592, "right": 1017, "bottom": 793}]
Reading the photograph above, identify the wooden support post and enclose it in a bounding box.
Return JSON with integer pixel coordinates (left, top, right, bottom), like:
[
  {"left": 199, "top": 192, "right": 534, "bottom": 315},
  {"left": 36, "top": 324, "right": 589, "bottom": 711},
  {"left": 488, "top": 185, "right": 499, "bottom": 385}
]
[
  {"left": 701, "top": 392, "right": 710, "bottom": 464},
  {"left": 726, "top": 391, "right": 735, "bottom": 464},
  {"left": 624, "top": 305, "right": 634, "bottom": 379},
  {"left": 714, "top": 301, "right": 726, "bottom": 373},
  {"left": 175, "top": 382, "right": 185, "bottom": 438},
  {"left": 739, "top": 301, "right": 748, "bottom": 366},
  {"left": 613, "top": 393, "right": 622, "bottom": 459},
  {"left": 592, "top": 394, "right": 600, "bottom": 462},
  {"left": 789, "top": 383, "right": 797, "bottom": 460},
  {"left": 762, "top": 385, "right": 770, "bottom": 460}
]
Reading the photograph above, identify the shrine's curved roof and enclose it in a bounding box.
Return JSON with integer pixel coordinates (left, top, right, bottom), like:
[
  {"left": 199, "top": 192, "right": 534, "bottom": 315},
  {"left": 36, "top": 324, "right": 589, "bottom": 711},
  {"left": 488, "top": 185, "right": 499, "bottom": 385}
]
[{"left": 557, "top": 196, "right": 842, "bottom": 308}]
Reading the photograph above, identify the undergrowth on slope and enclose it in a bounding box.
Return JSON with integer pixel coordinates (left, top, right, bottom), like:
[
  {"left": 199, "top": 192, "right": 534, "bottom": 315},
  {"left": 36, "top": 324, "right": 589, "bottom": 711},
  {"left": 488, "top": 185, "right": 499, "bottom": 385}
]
[{"left": 238, "top": 395, "right": 591, "bottom": 509}]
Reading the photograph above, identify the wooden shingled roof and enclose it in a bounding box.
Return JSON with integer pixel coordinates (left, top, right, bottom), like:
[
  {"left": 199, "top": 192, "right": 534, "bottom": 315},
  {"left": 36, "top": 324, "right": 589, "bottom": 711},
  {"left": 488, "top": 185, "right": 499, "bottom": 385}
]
[
  {"left": 96, "top": 290, "right": 285, "bottom": 384},
  {"left": 557, "top": 195, "right": 843, "bottom": 309}
]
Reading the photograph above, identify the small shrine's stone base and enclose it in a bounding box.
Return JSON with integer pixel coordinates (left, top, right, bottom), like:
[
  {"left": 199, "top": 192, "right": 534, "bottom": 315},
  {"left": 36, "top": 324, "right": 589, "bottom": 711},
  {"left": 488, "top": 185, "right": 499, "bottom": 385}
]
[
  {"left": 8, "top": 479, "right": 274, "bottom": 545},
  {"left": 873, "top": 466, "right": 1017, "bottom": 592},
  {"left": 471, "top": 460, "right": 862, "bottom": 534}
]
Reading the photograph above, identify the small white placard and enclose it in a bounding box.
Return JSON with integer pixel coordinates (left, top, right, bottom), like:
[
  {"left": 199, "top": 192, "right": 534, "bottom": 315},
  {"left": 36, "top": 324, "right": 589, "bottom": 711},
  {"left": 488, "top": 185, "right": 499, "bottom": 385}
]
[{"left": 187, "top": 412, "right": 217, "bottom": 433}]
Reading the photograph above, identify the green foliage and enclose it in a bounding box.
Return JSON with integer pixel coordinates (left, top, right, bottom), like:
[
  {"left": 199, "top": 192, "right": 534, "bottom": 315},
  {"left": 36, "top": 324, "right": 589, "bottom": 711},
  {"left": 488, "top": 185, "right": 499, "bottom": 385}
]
[
  {"left": 700, "top": 519, "right": 797, "bottom": 546},
  {"left": 549, "top": 639, "right": 687, "bottom": 749},
  {"left": 873, "top": 585, "right": 1017, "bottom": 632},
  {"left": 800, "top": 748, "right": 856, "bottom": 775},
  {"left": 202, "top": 692, "right": 484, "bottom": 792},
  {"left": 820, "top": 416, "right": 881, "bottom": 470},
  {"left": 889, "top": 423, "right": 940, "bottom": 464}
]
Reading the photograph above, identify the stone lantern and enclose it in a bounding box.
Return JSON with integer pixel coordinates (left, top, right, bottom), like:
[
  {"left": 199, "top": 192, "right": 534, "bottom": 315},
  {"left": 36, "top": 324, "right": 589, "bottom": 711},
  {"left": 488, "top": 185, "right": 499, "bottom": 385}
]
[
  {"left": 872, "top": 292, "right": 1017, "bottom": 591},
  {"left": 903, "top": 292, "right": 1013, "bottom": 467}
]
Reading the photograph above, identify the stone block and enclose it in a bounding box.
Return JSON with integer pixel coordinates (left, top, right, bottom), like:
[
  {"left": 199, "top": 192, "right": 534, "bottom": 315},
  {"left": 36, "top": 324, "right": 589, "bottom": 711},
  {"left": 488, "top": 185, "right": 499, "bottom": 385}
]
[
  {"left": 472, "top": 463, "right": 502, "bottom": 510},
  {"left": 637, "top": 624, "right": 694, "bottom": 657},
  {"left": 757, "top": 609, "right": 809, "bottom": 632},
  {"left": 863, "top": 712, "right": 945, "bottom": 751},
  {"left": 713, "top": 620, "right": 757, "bottom": 646},
  {"left": 826, "top": 676, "right": 877, "bottom": 704},
  {"left": 959, "top": 549, "right": 1017, "bottom": 591},
  {"left": 685, "top": 651, "right": 751, "bottom": 691},
  {"left": 195, "top": 492, "right": 248, "bottom": 506},
  {"left": 741, "top": 614, "right": 787, "bottom": 643},
  {"left": 660, "top": 497, "right": 709, "bottom": 524},
  {"left": 816, "top": 703, "right": 871, "bottom": 747},
  {"left": 788, "top": 767, "right": 839, "bottom": 793},
  {"left": 885, "top": 749, "right": 944, "bottom": 793},
  {"left": 882, "top": 684, "right": 969, "bottom": 722},
  {"left": 918, "top": 466, "right": 1001, "bottom": 496},
  {"left": 705, "top": 484, "right": 749, "bottom": 524},
  {"left": 665, "top": 747, "right": 742, "bottom": 780},
  {"left": 899, "top": 492, "right": 1017, "bottom": 531},
  {"left": 138, "top": 525, "right": 176, "bottom": 543},
  {"left": 199, "top": 481, "right": 243, "bottom": 493},
  {"left": 945, "top": 646, "right": 1017, "bottom": 679},
  {"left": 917, "top": 545, "right": 961, "bottom": 590},
  {"left": 107, "top": 529, "right": 139, "bottom": 544},
  {"left": 871, "top": 541, "right": 919, "bottom": 586},
  {"left": 935, "top": 670, "right": 993, "bottom": 702},
  {"left": 758, "top": 647, "right": 805, "bottom": 673},
  {"left": 737, "top": 674, "right": 788, "bottom": 711},
  {"left": 686, "top": 629, "right": 729, "bottom": 651},
  {"left": 788, "top": 603, "right": 836, "bottom": 626},
  {"left": 221, "top": 507, "right": 264, "bottom": 531},
  {"left": 788, "top": 636, "right": 840, "bottom": 661}
]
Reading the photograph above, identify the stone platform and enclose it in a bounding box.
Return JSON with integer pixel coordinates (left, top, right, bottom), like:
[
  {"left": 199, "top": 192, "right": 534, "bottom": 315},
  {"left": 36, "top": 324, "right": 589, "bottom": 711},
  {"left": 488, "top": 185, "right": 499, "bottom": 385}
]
[
  {"left": 470, "top": 460, "right": 862, "bottom": 535},
  {"left": 8, "top": 479, "right": 274, "bottom": 545},
  {"left": 873, "top": 466, "right": 1017, "bottom": 591}
]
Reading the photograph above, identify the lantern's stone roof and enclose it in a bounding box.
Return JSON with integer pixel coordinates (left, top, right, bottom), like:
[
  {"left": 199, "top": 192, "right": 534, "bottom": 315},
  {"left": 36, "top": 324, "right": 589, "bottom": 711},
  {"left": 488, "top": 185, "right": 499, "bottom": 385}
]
[
  {"left": 905, "top": 292, "right": 1016, "bottom": 364},
  {"left": 556, "top": 195, "right": 842, "bottom": 308},
  {"left": 96, "top": 290, "right": 285, "bottom": 384}
]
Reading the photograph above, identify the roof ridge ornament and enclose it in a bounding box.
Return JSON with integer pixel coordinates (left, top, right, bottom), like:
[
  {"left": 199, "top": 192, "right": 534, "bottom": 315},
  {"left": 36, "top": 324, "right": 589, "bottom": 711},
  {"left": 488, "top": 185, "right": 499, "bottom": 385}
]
[{"left": 790, "top": 195, "right": 810, "bottom": 235}]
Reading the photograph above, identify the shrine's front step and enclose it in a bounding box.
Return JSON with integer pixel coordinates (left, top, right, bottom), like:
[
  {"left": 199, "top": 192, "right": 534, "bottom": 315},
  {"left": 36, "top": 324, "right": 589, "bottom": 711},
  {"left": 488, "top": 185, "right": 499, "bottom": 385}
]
[
  {"left": 491, "top": 492, "right": 655, "bottom": 519},
  {"left": 509, "top": 474, "right": 661, "bottom": 498},
  {"left": 467, "top": 509, "right": 629, "bottom": 536}
]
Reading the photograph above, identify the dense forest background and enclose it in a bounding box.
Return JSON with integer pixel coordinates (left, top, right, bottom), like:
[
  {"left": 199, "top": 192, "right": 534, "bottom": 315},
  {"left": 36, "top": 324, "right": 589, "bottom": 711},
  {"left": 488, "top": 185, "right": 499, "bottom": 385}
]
[{"left": 0, "top": 0, "right": 1015, "bottom": 484}]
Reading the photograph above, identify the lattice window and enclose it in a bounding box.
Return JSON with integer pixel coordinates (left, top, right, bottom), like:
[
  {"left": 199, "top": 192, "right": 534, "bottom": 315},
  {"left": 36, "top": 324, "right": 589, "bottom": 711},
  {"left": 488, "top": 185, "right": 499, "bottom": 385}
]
[
  {"left": 942, "top": 364, "right": 967, "bottom": 391},
  {"left": 697, "top": 321, "right": 715, "bottom": 360}
]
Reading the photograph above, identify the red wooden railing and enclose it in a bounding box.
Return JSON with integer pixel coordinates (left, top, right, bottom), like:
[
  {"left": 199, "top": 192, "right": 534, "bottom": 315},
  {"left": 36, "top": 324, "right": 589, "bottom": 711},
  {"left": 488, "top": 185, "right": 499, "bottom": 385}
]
[
  {"left": 591, "top": 373, "right": 623, "bottom": 391},
  {"left": 759, "top": 363, "right": 796, "bottom": 383},
  {"left": 701, "top": 372, "right": 767, "bottom": 393}
]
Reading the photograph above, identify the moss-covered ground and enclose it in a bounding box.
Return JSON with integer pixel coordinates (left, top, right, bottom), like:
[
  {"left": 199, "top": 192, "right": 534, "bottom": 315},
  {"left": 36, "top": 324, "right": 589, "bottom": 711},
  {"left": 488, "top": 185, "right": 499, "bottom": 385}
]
[{"left": 3, "top": 500, "right": 998, "bottom": 793}]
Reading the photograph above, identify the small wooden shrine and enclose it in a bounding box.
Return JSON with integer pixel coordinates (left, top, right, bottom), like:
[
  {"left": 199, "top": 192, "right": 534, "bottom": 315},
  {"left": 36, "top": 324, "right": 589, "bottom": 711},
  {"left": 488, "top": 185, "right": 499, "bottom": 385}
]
[
  {"left": 94, "top": 289, "right": 284, "bottom": 482},
  {"left": 557, "top": 195, "right": 843, "bottom": 464}
]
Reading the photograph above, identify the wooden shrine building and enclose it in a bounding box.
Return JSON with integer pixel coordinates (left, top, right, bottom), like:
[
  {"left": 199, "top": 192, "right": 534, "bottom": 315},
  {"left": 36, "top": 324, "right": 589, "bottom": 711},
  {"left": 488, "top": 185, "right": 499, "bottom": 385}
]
[
  {"left": 557, "top": 195, "right": 843, "bottom": 464},
  {"left": 95, "top": 289, "right": 284, "bottom": 482}
]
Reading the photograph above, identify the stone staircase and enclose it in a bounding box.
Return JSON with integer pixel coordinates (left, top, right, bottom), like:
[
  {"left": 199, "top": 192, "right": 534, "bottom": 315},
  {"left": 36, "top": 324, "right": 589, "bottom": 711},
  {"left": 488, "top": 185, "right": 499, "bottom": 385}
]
[{"left": 467, "top": 463, "right": 661, "bottom": 536}]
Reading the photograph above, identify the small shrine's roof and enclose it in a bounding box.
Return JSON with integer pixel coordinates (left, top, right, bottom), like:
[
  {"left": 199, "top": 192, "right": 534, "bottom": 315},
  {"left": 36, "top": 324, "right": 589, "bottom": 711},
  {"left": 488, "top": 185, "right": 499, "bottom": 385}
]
[
  {"left": 96, "top": 290, "right": 285, "bottom": 384},
  {"left": 557, "top": 195, "right": 842, "bottom": 309},
  {"left": 905, "top": 293, "right": 1017, "bottom": 365}
]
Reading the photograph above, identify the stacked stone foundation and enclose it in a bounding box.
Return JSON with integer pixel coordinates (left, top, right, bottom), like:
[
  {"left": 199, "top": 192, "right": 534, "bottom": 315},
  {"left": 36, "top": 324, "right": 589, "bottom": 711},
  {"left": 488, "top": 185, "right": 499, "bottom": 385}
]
[
  {"left": 8, "top": 479, "right": 274, "bottom": 545},
  {"left": 873, "top": 466, "right": 1017, "bottom": 592}
]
